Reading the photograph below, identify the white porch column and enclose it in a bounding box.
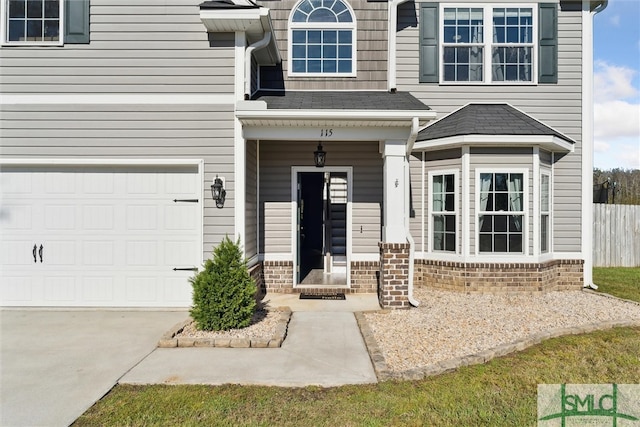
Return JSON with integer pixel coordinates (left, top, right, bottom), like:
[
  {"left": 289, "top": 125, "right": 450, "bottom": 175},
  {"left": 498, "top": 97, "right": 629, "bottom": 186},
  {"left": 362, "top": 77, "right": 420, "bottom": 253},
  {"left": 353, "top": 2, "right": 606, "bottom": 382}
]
[{"left": 382, "top": 140, "right": 407, "bottom": 243}]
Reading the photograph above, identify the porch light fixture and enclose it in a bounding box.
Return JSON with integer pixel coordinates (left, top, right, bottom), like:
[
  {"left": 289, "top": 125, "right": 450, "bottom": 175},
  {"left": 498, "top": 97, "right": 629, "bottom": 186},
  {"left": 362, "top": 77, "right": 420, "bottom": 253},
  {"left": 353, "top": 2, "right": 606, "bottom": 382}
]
[
  {"left": 314, "top": 143, "right": 326, "bottom": 168},
  {"left": 210, "top": 176, "right": 226, "bottom": 208}
]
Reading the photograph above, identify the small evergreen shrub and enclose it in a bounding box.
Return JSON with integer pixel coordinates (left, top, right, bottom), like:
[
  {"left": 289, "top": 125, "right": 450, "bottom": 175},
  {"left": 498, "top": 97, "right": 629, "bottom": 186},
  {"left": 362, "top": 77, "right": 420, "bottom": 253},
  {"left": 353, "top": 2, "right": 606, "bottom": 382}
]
[{"left": 190, "top": 236, "right": 257, "bottom": 331}]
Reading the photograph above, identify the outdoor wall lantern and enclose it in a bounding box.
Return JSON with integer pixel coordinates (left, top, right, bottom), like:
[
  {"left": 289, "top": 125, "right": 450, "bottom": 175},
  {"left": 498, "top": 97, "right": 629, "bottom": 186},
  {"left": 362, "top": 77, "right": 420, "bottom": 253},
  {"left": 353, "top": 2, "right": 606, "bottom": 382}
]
[
  {"left": 314, "top": 143, "right": 326, "bottom": 168},
  {"left": 211, "top": 176, "right": 226, "bottom": 208}
]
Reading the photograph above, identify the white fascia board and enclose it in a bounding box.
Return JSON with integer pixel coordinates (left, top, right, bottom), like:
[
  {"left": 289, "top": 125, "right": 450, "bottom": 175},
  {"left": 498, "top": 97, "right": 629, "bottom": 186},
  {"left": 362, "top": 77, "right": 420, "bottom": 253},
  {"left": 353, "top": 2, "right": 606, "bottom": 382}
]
[
  {"left": 200, "top": 8, "right": 269, "bottom": 33},
  {"left": 236, "top": 108, "right": 437, "bottom": 122},
  {"left": 413, "top": 135, "right": 574, "bottom": 153},
  {"left": 242, "top": 126, "right": 412, "bottom": 141}
]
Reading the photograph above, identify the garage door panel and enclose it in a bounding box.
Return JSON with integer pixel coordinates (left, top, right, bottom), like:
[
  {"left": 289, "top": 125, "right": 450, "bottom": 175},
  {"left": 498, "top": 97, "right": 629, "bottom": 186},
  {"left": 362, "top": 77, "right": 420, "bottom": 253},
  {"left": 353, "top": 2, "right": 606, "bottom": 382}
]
[
  {"left": 44, "top": 276, "right": 76, "bottom": 302},
  {"left": 82, "top": 205, "right": 115, "bottom": 230},
  {"left": 1, "top": 165, "right": 201, "bottom": 307},
  {"left": 126, "top": 205, "right": 157, "bottom": 231},
  {"left": 164, "top": 277, "right": 193, "bottom": 304},
  {"left": 44, "top": 205, "right": 76, "bottom": 230},
  {"left": 165, "top": 205, "right": 198, "bottom": 230},
  {"left": 82, "top": 241, "right": 115, "bottom": 266},
  {"left": 82, "top": 276, "right": 114, "bottom": 302},
  {"left": 1, "top": 276, "right": 34, "bottom": 302},
  {"left": 43, "top": 241, "right": 76, "bottom": 265},
  {"left": 126, "top": 277, "right": 157, "bottom": 302}
]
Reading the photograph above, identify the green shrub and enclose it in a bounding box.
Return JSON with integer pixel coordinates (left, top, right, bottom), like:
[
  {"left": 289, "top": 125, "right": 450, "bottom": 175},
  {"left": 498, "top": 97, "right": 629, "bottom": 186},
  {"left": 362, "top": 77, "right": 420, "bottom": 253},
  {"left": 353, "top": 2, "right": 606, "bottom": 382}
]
[{"left": 189, "top": 236, "right": 257, "bottom": 331}]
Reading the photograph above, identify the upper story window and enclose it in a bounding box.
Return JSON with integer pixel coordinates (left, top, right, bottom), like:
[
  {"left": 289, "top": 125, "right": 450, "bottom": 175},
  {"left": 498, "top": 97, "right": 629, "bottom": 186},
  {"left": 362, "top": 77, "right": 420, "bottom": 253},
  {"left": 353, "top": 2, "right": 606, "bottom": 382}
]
[
  {"left": 5, "top": 0, "right": 61, "bottom": 43},
  {"left": 419, "top": 3, "right": 555, "bottom": 85},
  {"left": 442, "top": 5, "right": 535, "bottom": 84},
  {"left": 289, "top": 0, "right": 356, "bottom": 77},
  {"left": 2, "top": 0, "right": 90, "bottom": 46}
]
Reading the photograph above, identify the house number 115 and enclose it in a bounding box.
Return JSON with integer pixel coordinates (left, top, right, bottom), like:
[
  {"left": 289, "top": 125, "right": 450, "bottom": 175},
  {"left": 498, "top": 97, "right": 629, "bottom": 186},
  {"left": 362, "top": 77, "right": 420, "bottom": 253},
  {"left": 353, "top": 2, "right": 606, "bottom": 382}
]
[{"left": 320, "top": 129, "right": 333, "bottom": 137}]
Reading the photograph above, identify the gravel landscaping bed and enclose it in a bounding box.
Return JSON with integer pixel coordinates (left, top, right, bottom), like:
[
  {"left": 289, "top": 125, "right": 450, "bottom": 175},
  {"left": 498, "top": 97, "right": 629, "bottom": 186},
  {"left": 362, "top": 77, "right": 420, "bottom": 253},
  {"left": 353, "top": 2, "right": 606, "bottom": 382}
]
[
  {"left": 363, "top": 287, "right": 640, "bottom": 376},
  {"left": 159, "top": 307, "right": 291, "bottom": 348}
]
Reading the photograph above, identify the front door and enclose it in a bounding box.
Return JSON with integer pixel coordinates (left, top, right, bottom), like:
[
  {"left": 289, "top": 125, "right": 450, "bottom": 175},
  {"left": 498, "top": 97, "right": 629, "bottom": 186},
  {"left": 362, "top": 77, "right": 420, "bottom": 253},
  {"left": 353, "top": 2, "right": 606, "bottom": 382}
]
[{"left": 296, "top": 171, "right": 349, "bottom": 285}]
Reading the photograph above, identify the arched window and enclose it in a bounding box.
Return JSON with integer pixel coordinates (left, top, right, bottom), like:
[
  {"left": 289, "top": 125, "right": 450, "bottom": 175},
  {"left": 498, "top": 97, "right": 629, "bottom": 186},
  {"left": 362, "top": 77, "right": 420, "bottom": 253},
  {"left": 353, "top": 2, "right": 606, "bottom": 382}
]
[{"left": 289, "top": 0, "right": 356, "bottom": 76}]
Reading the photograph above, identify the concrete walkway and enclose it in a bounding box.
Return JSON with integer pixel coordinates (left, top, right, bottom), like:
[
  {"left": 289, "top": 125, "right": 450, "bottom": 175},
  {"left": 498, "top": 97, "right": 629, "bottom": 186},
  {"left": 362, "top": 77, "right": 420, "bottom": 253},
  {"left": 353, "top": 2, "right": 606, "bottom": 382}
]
[
  {"left": 121, "top": 310, "right": 378, "bottom": 387},
  {"left": 1, "top": 294, "right": 380, "bottom": 426}
]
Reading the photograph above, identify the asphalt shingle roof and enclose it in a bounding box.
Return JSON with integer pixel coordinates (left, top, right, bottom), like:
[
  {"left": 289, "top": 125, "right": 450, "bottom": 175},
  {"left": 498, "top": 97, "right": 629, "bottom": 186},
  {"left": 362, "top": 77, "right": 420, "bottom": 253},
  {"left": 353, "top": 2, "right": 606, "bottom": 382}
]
[
  {"left": 200, "top": 0, "right": 259, "bottom": 10},
  {"left": 252, "top": 91, "right": 432, "bottom": 111},
  {"left": 416, "top": 104, "right": 575, "bottom": 143}
]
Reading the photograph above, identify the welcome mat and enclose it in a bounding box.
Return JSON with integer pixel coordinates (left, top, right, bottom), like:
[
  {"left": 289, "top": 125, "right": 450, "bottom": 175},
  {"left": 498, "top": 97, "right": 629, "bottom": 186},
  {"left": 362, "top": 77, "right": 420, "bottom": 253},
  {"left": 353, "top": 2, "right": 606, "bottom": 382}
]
[{"left": 299, "top": 293, "right": 346, "bottom": 300}]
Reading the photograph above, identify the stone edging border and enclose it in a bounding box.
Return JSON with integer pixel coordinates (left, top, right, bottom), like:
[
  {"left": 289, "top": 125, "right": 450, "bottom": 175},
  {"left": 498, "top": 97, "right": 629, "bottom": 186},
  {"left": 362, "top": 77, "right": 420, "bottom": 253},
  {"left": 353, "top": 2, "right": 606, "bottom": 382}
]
[
  {"left": 355, "top": 290, "right": 640, "bottom": 382},
  {"left": 158, "top": 307, "right": 292, "bottom": 348}
]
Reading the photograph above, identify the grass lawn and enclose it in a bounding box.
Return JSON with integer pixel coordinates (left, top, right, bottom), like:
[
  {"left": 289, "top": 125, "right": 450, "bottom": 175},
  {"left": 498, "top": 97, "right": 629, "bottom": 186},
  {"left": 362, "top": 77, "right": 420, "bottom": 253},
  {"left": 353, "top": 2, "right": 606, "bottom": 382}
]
[{"left": 593, "top": 267, "right": 640, "bottom": 302}]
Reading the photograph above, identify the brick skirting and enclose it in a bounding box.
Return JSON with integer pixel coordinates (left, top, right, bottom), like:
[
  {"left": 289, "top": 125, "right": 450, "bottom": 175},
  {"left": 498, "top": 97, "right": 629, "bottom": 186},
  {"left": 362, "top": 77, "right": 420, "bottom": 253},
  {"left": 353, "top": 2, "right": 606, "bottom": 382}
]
[
  {"left": 414, "top": 259, "right": 584, "bottom": 292},
  {"left": 379, "top": 243, "right": 411, "bottom": 309}
]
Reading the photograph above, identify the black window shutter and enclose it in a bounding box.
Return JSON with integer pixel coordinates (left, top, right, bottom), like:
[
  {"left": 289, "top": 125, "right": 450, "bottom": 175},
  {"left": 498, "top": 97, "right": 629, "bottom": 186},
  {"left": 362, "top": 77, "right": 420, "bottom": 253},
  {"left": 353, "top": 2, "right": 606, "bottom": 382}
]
[
  {"left": 538, "top": 3, "right": 558, "bottom": 84},
  {"left": 419, "top": 3, "right": 439, "bottom": 83},
  {"left": 65, "top": 0, "right": 90, "bottom": 44}
]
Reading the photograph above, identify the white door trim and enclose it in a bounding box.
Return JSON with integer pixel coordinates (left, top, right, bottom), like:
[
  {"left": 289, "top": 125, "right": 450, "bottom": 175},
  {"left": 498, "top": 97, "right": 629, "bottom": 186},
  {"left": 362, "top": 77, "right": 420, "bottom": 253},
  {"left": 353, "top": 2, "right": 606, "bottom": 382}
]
[{"left": 290, "top": 166, "right": 353, "bottom": 288}]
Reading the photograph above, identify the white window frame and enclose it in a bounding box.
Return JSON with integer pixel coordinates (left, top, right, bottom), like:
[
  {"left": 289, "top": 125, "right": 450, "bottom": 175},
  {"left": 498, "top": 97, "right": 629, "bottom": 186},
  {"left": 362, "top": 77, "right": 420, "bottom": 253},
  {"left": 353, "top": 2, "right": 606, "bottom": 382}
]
[
  {"left": 288, "top": 0, "right": 357, "bottom": 78},
  {"left": 439, "top": 3, "right": 538, "bottom": 85},
  {"left": 540, "top": 169, "right": 551, "bottom": 254},
  {"left": 475, "top": 168, "right": 529, "bottom": 255},
  {"left": 1, "top": 0, "right": 64, "bottom": 46},
  {"left": 428, "top": 169, "right": 459, "bottom": 254}
]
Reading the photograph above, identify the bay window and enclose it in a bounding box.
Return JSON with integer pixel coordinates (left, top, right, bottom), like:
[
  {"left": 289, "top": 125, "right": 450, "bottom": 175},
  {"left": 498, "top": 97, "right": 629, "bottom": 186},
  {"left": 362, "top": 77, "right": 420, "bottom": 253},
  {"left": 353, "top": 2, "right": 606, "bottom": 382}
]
[{"left": 431, "top": 171, "right": 458, "bottom": 252}]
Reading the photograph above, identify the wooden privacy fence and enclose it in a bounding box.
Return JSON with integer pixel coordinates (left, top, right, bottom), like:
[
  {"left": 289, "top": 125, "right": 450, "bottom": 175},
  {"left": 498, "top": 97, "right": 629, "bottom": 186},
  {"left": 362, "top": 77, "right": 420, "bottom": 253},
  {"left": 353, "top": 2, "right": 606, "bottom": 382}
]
[{"left": 593, "top": 204, "right": 640, "bottom": 267}]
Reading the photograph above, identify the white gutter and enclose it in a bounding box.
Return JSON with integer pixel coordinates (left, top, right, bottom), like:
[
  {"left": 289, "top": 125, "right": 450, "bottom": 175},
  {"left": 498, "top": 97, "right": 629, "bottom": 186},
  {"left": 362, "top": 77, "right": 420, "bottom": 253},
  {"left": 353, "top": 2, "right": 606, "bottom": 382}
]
[
  {"left": 387, "top": 0, "right": 412, "bottom": 92},
  {"left": 405, "top": 117, "right": 420, "bottom": 307},
  {"left": 244, "top": 31, "right": 272, "bottom": 99}
]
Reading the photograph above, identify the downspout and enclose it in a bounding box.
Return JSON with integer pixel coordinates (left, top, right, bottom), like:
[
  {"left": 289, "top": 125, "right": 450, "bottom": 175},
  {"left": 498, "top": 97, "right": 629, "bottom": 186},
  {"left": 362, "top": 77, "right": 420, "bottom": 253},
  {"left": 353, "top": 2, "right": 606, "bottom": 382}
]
[
  {"left": 583, "top": 0, "right": 607, "bottom": 290},
  {"left": 244, "top": 32, "right": 272, "bottom": 100},
  {"left": 405, "top": 117, "right": 420, "bottom": 307},
  {"left": 387, "top": 0, "right": 412, "bottom": 92}
]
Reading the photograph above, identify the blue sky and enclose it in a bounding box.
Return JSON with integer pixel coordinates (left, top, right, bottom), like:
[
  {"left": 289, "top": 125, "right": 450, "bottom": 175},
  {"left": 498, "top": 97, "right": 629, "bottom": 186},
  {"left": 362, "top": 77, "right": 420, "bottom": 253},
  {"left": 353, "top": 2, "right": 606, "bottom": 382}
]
[{"left": 593, "top": 0, "right": 640, "bottom": 170}]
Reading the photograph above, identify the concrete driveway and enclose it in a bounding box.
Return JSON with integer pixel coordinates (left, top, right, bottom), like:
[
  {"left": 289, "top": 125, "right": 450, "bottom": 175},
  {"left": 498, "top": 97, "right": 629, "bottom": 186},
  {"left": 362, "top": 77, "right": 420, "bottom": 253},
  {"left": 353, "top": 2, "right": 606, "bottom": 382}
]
[{"left": 0, "top": 309, "right": 187, "bottom": 427}]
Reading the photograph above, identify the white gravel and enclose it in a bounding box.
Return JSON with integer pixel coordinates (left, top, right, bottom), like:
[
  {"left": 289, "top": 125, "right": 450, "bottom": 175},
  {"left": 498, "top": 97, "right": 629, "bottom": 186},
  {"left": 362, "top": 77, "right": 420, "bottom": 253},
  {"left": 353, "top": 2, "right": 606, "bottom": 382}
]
[
  {"left": 364, "top": 288, "right": 640, "bottom": 373},
  {"left": 176, "top": 308, "right": 281, "bottom": 340}
]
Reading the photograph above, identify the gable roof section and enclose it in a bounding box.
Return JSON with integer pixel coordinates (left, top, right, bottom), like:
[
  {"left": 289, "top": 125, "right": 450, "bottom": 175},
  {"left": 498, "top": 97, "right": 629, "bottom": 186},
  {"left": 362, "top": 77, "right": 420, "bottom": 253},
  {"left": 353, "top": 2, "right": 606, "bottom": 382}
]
[
  {"left": 237, "top": 91, "right": 436, "bottom": 129},
  {"left": 414, "top": 104, "right": 575, "bottom": 153}
]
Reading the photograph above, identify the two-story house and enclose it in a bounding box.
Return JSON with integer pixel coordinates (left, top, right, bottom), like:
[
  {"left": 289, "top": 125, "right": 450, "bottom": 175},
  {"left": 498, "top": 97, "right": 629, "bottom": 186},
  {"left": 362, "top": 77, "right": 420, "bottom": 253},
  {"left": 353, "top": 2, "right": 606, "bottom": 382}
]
[{"left": 0, "top": 0, "right": 606, "bottom": 308}]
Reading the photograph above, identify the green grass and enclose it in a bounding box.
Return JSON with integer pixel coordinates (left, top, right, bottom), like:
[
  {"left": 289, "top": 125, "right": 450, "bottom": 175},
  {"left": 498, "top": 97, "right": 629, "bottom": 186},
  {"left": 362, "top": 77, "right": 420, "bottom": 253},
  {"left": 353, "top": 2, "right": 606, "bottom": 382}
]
[
  {"left": 74, "top": 327, "right": 640, "bottom": 427},
  {"left": 593, "top": 267, "right": 640, "bottom": 302}
]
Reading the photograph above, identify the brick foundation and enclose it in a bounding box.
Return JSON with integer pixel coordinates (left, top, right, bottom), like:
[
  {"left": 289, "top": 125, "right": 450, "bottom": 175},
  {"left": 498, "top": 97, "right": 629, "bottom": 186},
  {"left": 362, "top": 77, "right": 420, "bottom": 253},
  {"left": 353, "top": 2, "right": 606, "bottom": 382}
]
[
  {"left": 262, "top": 261, "right": 294, "bottom": 293},
  {"left": 350, "top": 261, "right": 378, "bottom": 293},
  {"left": 415, "top": 259, "right": 584, "bottom": 293},
  {"left": 378, "top": 242, "right": 411, "bottom": 309}
]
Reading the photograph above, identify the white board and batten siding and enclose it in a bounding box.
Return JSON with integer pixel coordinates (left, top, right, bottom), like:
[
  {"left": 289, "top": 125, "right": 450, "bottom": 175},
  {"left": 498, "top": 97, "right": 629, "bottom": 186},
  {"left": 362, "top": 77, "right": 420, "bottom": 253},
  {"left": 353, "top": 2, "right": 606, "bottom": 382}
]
[{"left": 397, "top": 2, "right": 584, "bottom": 254}]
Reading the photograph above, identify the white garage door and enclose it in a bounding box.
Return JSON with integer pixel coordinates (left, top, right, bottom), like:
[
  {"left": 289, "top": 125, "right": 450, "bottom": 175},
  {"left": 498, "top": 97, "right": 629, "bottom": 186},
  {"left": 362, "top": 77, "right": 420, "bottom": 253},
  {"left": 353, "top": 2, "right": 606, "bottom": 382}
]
[{"left": 0, "top": 164, "right": 202, "bottom": 307}]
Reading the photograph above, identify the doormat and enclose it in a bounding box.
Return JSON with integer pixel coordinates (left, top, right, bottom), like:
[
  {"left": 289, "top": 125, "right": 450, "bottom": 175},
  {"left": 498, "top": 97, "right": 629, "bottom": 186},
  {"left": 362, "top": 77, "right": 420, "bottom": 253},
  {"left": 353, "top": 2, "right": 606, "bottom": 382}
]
[{"left": 299, "top": 293, "right": 346, "bottom": 300}]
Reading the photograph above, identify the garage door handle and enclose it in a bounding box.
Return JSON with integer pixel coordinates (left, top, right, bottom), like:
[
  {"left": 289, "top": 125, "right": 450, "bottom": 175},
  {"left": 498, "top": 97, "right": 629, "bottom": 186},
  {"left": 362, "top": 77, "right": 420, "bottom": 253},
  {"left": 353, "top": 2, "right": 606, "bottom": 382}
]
[
  {"left": 39, "top": 245, "right": 43, "bottom": 263},
  {"left": 173, "top": 267, "right": 198, "bottom": 272},
  {"left": 33, "top": 244, "right": 37, "bottom": 263}
]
